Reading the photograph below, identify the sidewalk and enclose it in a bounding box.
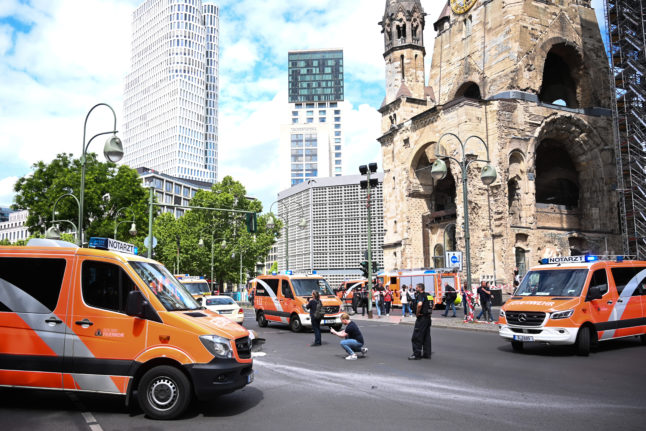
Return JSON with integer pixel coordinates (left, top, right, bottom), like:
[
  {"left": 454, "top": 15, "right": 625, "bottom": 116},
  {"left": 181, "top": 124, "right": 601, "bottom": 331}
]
[{"left": 351, "top": 311, "right": 499, "bottom": 333}]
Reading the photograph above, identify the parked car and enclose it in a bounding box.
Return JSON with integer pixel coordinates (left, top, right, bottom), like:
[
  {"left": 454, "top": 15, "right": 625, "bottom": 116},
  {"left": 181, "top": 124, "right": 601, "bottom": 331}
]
[{"left": 204, "top": 295, "right": 245, "bottom": 324}]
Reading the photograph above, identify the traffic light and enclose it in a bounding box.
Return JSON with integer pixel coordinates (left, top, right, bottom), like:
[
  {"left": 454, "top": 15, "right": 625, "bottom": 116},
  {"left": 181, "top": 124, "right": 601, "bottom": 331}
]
[
  {"left": 360, "top": 260, "right": 369, "bottom": 278},
  {"left": 246, "top": 212, "right": 257, "bottom": 233},
  {"left": 372, "top": 261, "right": 378, "bottom": 273}
]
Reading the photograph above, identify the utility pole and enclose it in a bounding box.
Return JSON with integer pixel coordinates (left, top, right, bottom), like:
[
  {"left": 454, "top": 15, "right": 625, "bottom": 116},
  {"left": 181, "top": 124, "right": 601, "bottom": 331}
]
[{"left": 360, "top": 163, "right": 378, "bottom": 318}]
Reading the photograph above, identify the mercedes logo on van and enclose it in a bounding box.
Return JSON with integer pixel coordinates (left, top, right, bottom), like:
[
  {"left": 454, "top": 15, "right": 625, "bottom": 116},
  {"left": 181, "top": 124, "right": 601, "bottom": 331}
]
[{"left": 518, "top": 313, "right": 527, "bottom": 322}]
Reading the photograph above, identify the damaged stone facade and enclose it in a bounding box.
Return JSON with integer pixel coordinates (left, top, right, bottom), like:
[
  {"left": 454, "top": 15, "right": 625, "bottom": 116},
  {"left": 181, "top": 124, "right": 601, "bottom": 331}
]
[{"left": 378, "top": 0, "right": 620, "bottom": 285}]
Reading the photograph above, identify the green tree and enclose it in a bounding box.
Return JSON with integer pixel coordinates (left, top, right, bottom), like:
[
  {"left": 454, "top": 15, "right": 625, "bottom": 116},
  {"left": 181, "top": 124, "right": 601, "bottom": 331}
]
[
  {"left": 13, "top": 153, "right": 152, "bottom": 245},
  {"left": 151, "top": 176, "right": 281, "bottom": 288}
]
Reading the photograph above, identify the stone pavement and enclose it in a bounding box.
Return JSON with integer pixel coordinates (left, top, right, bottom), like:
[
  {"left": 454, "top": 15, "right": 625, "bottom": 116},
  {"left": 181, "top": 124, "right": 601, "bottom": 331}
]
[{"left": 351, "top": 310, "right": 499, "bottom": 333}]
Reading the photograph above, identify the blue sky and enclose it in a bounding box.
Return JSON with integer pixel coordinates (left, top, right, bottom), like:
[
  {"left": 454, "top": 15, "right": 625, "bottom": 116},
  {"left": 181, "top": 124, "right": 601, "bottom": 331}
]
[{"left": 0, "top": 0, "right": 608, "bottom": 211}]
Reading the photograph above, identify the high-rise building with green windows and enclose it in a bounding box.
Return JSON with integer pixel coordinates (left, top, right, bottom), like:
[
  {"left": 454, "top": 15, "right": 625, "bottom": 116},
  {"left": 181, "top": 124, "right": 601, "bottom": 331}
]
[
  {"left": 288, "top": 50, "right": 344, "bottom": 103},
  {"left": 284, "top": 49, "right": 345, "bottom": 188}
]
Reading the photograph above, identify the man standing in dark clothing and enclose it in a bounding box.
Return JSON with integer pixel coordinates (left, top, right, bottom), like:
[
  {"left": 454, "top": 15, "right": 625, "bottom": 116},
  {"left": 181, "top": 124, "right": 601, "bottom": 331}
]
[
  {"left": 409, "top": 283, "right": 432, "bottom": 360},
  {"left": 476, "top": 281, "right": 493, "bottom": 322},
  {"left": 306, "top": 290, "right": 322, "bottom": 346}
]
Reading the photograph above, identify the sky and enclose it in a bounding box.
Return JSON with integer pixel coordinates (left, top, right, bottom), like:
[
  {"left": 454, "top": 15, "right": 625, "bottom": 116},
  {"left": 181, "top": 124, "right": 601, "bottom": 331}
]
[{"left": 0, "top": 0, "right": 608, "bottom": 212}]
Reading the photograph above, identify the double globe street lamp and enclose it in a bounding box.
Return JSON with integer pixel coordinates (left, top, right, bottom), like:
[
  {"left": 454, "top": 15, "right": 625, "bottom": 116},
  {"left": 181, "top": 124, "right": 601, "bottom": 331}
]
[
  {"left": 79, "top": 103, "right": 124, "bottom": 246},
  {"left": 113, "top": 207, "right": 137, "bottom": 240},
  {"left": 429, "top": 133, "right": 497, "bottom": 291},
  {"left": 45, "top": 192, "right": 81, "bottom": 244}
]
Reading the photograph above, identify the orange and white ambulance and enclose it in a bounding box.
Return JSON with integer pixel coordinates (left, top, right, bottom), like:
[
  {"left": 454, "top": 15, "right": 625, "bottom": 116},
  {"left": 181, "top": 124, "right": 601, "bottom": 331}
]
[
  {"left": 251, "top": 272, "right": 343, "bottom": 332},
  {"left": 0, "top": 237, "right": 254, "bottom": 419},
  {"left": 382, "top": 269, "right": 461, "bottom": 309},
  {"left": 498, "top": 255, "right": 646, "bottom": 355},
  {"left": 336, "top": 279, "right": 367, "bottom": 308},
  {"left": 175, "top": 274, "right": 211, "bottom": 304}
]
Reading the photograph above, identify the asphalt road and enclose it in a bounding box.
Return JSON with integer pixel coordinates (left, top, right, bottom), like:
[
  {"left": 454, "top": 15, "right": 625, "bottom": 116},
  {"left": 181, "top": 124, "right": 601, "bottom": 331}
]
[{"left": 1, "top": 310, "right": 644, "bottom": 430}]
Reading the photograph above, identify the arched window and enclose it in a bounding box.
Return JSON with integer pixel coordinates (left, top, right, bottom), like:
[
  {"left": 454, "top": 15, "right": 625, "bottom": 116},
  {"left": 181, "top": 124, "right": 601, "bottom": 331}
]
[
  {"left": 535, "top": 139, "right": 579, "bottom": 208},
  {"left": 433, "top": 244, "right": 444, "bottom": 268},
  {"left": 455, "top": 82, "right": 481, "bottom": 100},
  {"left": 539, "top": 44, "right": 581, "bottom": 108}
]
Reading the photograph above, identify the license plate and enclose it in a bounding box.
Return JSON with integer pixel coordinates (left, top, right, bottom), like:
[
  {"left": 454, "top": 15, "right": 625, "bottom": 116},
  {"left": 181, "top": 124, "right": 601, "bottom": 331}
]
[
  {"left": 247, "top": 372, "right": 254, "bottom": 384},
  {"left": 323, "top": 319, "right": 335, "bottom": 325},
  {"left": 513, "top": 335, "right": 534, "bottom": 342}
]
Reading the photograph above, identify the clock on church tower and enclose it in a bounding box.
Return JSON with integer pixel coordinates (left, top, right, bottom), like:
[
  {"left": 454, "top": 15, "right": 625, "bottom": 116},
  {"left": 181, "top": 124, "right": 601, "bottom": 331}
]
[{"left": 450, "top": 0, "right": 477, "bottom": 15}]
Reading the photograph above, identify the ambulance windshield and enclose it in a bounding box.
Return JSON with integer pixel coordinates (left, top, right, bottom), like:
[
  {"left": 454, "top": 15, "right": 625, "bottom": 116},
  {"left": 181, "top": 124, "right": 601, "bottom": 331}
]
[
  {"left": 130, "top": 262, "right": 201, "bottom": 311},
  {"left": 515, "top": 269, "right": 588, "bottom": 297},
  {"left": 182, "top": 282, "right": 210, "bottom": 295},
  {"left": 292, "top": 278, "right": 334, "bottom": 297}
]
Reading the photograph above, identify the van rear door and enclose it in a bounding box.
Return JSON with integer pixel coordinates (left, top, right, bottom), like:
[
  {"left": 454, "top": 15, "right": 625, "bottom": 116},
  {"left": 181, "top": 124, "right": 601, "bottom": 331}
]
[
  {"left": 0, "top": 255, "right": 71, "bottom": 390},
  {"left": 608, "top": 266, "right": 646, "bottom": 338}
]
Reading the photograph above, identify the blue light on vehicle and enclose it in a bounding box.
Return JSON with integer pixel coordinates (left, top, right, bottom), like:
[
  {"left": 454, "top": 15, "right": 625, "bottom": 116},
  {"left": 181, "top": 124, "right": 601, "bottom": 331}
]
[
  {"left": 616, "top": 256, "right": 624, "bottom": 263},
  {"left": 271, "top": 271, "right": 277, "bottom": 275},
  {"left": 312, "top": 270, "right": 317, "bottom": 274},
  {"left": 540, "top": 258, "right": 549, "bottom": 264},
  {"left": 285, "top": 270, "right": 293, "bottom": 275},
  {"left": 585, "top": 255, "right": 599, "bottom": 262},
  {"left": 424, "top": 270, "right": 436, "bottom": 274}
]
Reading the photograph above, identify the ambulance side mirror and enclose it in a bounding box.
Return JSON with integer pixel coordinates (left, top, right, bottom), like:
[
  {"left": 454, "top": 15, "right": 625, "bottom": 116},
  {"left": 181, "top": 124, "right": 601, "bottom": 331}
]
[
  {"left": 586, "top": 285, "right": 603, "bottom": 301},
  {"left": 126, "top": 290, "right": 149, "bottom": 318}
]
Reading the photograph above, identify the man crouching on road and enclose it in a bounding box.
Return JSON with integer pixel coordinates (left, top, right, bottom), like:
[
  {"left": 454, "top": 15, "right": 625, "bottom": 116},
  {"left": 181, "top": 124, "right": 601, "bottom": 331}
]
[
  {"left": 409, "top": 283, "right": 432, "bottom": 360},
  {"left": 331, "top": 313, "right": 367, "bottom": 360}
]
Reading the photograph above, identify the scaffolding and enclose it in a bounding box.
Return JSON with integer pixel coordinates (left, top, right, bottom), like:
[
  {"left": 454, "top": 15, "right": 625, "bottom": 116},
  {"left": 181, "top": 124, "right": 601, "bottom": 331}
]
[{"left": 605, "top": 0, "right": 646, "bottom": 258}]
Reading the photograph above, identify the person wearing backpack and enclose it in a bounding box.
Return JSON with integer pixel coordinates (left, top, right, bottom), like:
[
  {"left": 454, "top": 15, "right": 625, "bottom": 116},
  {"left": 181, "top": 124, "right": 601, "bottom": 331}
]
[
  {"left": 383, "top": 288, "right": 393, "bottom": 316},
  {"left": 400, "top": 284, "right": 411, "bottom": 317},
  {"left": 442, "top": 284, "right": 457, "bottom": 317},
  {"left": 306, "top": 290, "right": 323, "bottom": 346}
]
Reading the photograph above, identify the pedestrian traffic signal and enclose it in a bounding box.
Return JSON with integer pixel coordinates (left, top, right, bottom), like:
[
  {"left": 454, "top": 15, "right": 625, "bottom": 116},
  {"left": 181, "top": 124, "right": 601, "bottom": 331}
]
[
  {"left": 372, "top": 261, "right": 378, "bottom": 272},
  {"left": 360, "top": 260, "right": 369, "bottom": 278},
  {"left": 246, "top": 212, "right": 257, "bottom": 233}
]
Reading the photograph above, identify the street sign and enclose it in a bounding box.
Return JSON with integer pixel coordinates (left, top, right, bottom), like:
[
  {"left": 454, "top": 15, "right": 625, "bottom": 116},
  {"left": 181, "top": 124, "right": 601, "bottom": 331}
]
[
  {"left": 445, "top": 251, "right": 463, "bottom": 271},
  {"left": 144, "top": 236, "right": 158, "bottom": 249}
]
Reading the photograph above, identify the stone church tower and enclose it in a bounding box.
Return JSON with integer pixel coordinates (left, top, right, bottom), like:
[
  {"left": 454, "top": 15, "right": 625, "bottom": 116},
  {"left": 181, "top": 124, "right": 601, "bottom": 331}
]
[{"left": 378, "top": 0, "right": 620, "bottom": 285}]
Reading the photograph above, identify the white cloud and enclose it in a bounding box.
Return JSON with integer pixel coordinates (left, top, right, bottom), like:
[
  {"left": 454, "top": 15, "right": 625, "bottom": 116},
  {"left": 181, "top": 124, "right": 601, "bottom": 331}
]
[{"left": 0, "top": 176, "right": 18, "bottom": 207}]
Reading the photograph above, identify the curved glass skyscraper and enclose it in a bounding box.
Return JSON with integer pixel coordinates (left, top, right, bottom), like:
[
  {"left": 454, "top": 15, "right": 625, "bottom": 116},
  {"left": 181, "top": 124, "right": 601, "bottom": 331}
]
[{"left": 123, "top": 0, "right": 219, "bottom": 184}]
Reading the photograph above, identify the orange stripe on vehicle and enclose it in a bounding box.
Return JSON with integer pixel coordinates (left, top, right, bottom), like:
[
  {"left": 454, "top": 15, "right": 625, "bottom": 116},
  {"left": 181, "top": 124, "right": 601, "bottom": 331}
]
[{"left": 0, "top": 370, "right": 61, "bottom": 389}]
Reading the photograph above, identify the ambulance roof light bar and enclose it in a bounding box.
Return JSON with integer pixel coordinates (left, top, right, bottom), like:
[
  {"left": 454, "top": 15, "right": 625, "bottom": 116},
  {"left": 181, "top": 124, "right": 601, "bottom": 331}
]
[
  {"left": 88, "top": 237, "right": 138, "bottom": 255},
  {"left": 538, "top": 255, "right": 633, "bottom": 265}
]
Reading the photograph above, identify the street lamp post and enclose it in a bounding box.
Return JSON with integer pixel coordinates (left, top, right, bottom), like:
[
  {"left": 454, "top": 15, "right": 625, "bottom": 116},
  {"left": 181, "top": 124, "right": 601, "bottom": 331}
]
[
  {"left": 266, "top": 201, "right": 307, "bottom": 271},
  {"left": 198, "top": 232, "right": 227, "bottom": 293},
  {"left": 359, "top": 163, "right": 379, "bottom": 318},
  {"left": 79, "top": 103, "right": 124, "bottom": 246},
  {"left": 113, "top": 207, "right": 137, "bottom": 240},
  {"left": 430, "top": 133, "right": 497, "bottom": 291},
  {"left": 46, "top": 193, "right": 81, "bottom": 245}
]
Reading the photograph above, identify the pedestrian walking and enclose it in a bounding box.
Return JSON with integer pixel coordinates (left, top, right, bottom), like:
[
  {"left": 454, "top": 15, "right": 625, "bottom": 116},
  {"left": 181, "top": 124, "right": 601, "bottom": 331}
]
[
  {"left": 400, "top": 284, "right": 411, "bottom": 317},
  {"left": 374, "top": 285, "right": 383, "bottom": 318},
  {"left": 442, "top": 283, "right": 457, "bottom": 317},
  {"left": 384, "top": 288, "right": 393, "bottom": 316},
  {"left": 476, "top": 281, "right": 493, "bottom": 322},
  {"left": 409, "top": 283, "right": 432, "bottom": 360},
  {"left": 331, "top": 313, "right": 367, "bottom": 360},
  {"left": 350, "top": 287, "right": 360, "bottom": 314},
  {"left": 306, "top": 290, "right": 323, "bottom": 346}
]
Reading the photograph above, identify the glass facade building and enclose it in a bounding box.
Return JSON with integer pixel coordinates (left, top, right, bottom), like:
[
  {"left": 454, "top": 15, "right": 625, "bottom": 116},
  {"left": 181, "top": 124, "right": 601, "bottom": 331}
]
[
  {"left": 288, "top": 50, "right": 344, "bottom": 103},
  {"left": 123, "top": 0, "right": 219, "bottom": 184},
  {"left": 284, "top": 49, "right": 344, "bottom": 188}
]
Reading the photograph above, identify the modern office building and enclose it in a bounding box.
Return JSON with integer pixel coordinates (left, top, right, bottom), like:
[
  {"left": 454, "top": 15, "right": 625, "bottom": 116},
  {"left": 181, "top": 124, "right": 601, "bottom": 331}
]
[
  {"left": 0, "top": 210, "right": 29, "bottom": 243},
  {"left": 123, "top": 0, "right": 219, "bottom": 184},
  {"left": 283, "top": 49, "right": 344, "bottom": 188},
  {"left": 136, "top": 167, "right": 212, "bottom": 218},
  {"left": 275, "top": 174, "right": 384, "bottom": 288},
  {"left": 0, "top": 207, "right": 10, "bottom": 223}
]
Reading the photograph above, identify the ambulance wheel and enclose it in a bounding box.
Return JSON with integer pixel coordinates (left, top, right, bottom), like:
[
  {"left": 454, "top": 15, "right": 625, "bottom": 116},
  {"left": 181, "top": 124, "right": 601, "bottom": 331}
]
[
  {"left": 257, "top": 311, "right": 268, "bottom": 327},
  {"left": 575, "top": 326, "right": 591, "bottom": 356},
  {"left": 290, "top": 315, "right": 303, "bottom": 332},
  {"left": 332, "top": 324, "right": 343, "bottom": 331},
  {"left": 138, "top": 365, "right": 192, "bottom": 420},
  {"left": 511, "top": 341, "right": 524, "bottom": 353}
]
